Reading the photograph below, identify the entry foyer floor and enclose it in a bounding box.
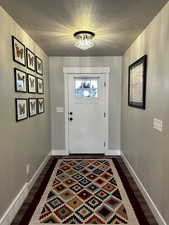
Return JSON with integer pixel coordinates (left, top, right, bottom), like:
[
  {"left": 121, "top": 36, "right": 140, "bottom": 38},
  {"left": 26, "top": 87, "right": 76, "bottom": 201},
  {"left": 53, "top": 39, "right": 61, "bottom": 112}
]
[{"left": 11, "top": 155, "right": 158, "bottom": 225}]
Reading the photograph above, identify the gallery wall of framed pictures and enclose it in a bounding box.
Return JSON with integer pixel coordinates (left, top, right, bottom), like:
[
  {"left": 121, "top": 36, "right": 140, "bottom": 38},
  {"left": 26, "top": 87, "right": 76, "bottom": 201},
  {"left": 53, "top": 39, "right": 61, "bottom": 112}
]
[{"left": 12, "top": 35, "right": 45, "bottom": 122}]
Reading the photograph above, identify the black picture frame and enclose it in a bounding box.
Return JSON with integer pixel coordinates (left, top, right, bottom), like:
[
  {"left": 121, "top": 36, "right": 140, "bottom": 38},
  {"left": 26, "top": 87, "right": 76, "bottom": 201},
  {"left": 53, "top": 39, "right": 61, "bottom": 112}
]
[
  {"left": 37, "top": 98, "right": 45, "bottom": 114},
  {"left": 26, "top": 48, "right": 36, "bottom": 72},
  {"left": 37, "top": 78, "right": 44, "bottom": 94},
  {"left": 12, "top": 36, "right": 26, "bottom": 66},
  {"left": 28, "top": 98, "right": 37, "bottom": 117},
  {"left": 36, "top": 56, "right": 43, "bottom": 75},
  {"left": 15, "top": 98, "right": 28, "bottom": 121},
  {"left": 27, "top": 74, "right": 36, "bottom": 93},
  {"left": 128, "top": 55, "right": 147, "bottom": 109},
  {"left": 14, "top": 68, "right": 27, "bottom": 93}
]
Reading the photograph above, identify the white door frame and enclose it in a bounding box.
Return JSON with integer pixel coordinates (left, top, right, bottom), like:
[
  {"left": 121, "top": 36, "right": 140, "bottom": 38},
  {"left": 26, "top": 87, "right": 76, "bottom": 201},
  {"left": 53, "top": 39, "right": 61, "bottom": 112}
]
[{"left": 63, "top": 67, "right": 110, "bottom": 155}]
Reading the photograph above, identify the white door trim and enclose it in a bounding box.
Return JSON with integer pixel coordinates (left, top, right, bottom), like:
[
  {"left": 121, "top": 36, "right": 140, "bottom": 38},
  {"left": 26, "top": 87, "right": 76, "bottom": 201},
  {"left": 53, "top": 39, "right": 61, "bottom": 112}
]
[{"left": 64, "top": 67, "right": 110, "bottom": 155}]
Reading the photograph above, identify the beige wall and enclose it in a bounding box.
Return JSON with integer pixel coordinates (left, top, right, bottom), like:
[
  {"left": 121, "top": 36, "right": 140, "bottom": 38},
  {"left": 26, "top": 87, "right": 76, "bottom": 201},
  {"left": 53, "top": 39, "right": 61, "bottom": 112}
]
[
  {"left": 121, "top": 2, "right": 169, "bottom": 224},
  {"left": 0, "top": 7, "right": 50, "bottom": 218},
  {"left": 49, "top": 56, "right": 122, "bottom": 151}
]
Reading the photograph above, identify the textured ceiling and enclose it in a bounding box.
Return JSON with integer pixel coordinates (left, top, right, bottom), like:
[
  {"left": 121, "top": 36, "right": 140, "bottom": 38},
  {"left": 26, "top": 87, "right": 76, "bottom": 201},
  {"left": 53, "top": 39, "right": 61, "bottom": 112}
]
[{"left": 0, "top": 0, "right": 168, "bottom": 56}]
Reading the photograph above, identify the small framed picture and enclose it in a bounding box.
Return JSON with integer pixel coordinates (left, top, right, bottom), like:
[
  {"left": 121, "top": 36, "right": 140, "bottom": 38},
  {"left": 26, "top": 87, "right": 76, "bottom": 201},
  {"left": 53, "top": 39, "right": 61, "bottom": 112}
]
[
  {"left": 28, "top": 98, "right": 37, "bottom": 117},
  {"left": 26, "top": 48, "right": 35, "bottom": 71},
  {"left": 36, "top": 56, "right": 43, "bottom": 75},
  {"left": 12, "top": 36, "right": 26, "bottom": 66},
  {"left": 128, "top": 55, "right": 147, "bottom": 109},
  {"left": 14, "top": 68, "right": 27, "bottom": 93},
  {"left": 37, "top": 78, "right": 44, "bottom": 94},
  {"left": 37, "top": 98, "right": 44, "bottom": 114},
  {"left": 15, "top": 98, "right": 28, "bottom": 121},
  {"left": 28, "top": 74, "right": 36, "bottom": 93}
]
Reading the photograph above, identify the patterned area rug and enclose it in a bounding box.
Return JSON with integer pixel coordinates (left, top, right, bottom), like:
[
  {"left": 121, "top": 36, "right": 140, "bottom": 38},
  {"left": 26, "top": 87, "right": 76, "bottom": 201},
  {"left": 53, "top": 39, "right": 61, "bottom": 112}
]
[{"left": 29, "top": 159, "right": 139, "bottom": 224}]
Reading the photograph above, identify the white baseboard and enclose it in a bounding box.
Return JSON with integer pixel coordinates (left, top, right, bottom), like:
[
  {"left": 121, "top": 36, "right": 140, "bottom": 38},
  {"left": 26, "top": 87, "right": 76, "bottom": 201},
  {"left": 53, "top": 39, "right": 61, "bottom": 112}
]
[
  {"left": 105, "top": 149, "right": 121, "bottom": 156},
  {"left": 50, "top": 149, "right": 69, "bottom": 156},
  {"left": 0, "top": 153, "right": 50, "bottom": 225},
  {"left": 121, "top": 152, "right": 167, "bottom": 225},
  {"left": 28, "top": 154, "right": 49, "bottom": 190},
  {"left": 0, "top": 183, "right": 28, "bottom": 225},
  {"left": 51, "top": 149, "right": 121, "bottom": 156}
]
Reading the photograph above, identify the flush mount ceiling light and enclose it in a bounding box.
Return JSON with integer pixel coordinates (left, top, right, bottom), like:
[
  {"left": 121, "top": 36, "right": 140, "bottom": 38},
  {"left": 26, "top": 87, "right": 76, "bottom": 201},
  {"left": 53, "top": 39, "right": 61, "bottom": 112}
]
[{"left": 73, "top": 31, "right": 95, "bottom": 50}]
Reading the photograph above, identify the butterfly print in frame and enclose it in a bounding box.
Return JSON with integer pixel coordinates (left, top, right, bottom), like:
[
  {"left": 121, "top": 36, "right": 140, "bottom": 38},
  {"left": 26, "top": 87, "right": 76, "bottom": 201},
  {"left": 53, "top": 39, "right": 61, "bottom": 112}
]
[
  {"left": 12, "top": 36, "right": 26, "bottom": 66},
  {"left": 15, "top": 45, "right": 23, "bottom": 58},
  {"left": 28, "top": 54, "right": 34, "bottom": 66},
  {"left": 14, "top": 68, "right": 27, "bottom": 93},
  {"left": 37, "top": 78, "right": 44, "bottom": 94},
  {"left": 28, "top": 98, "right": 37, "bottom": 117},
  {"left": 15, "top": 99, "right": 28, "bottom": 121},
  {"left": 31, "top": 102, "right": 35, "bottom": 111},
  {"left": 26, "top": 48, "right": 35, "bottom": 71},
  {"left": 36, "top": 56, "right": 43, "bottom": 75},
  {"left": 28, "top": 74, "right": 36, "bottom": 93},
  {"left": 37, "top": 98, "right": 44, "bottom": 114},
  {"left": 19, "top": 104, "right": 25, "bottom": 114}
]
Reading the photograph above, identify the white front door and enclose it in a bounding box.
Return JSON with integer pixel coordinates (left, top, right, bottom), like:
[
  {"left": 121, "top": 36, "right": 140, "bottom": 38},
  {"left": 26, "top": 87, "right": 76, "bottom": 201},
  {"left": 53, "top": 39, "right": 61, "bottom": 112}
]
[{"left": 67, "top": 74, "right": 107, "bottom": 154}]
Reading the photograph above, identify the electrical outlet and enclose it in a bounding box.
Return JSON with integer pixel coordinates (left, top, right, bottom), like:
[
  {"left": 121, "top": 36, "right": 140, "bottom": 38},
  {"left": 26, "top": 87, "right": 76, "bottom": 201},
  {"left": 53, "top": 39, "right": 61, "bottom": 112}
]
[
  {"left": 56, "top": 107, "right": 64, "bottom": 112},
  {"left": 153, "top": 118, "right": 163, "bottom": 132},
  {"left": 26, "top": 164, "right": 30, "bottom": 176}
]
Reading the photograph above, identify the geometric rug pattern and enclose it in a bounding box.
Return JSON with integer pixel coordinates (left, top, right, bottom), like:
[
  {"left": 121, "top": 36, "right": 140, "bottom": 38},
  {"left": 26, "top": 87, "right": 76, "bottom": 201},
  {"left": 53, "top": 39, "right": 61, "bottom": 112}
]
[{"left": 38, "top": 159, "right": 128, "bottom": 224}]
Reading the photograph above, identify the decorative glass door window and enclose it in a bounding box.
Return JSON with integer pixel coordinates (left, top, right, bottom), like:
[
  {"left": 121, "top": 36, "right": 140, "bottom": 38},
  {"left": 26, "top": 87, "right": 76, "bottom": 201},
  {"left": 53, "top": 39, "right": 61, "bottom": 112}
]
[{"left": 75, "top": 78, "right": 98, "bottom": 98}]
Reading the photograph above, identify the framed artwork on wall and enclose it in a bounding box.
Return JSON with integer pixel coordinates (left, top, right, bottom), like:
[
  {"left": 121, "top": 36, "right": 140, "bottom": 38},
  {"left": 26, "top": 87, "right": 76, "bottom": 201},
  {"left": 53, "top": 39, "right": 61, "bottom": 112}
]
[
  {"left": 12, "top": 36, "right": 26, "bottom": 66},
  {"left": 36, "top": 56, "right": 43, "bottom": 75},
  {"left": 14, "top": 68, "right": 27, "bottom": 93},
  {"left": 28, "top": 74, "right": 36, "bottom": 93},
  {"left": 28, "top": 98, "right": 37, "bottom": 117},
  {"left": 26, "top": 48, "right": 35, "bottom": 71},
  {"left": 37, "top": 98, "right": 44, "bottom": 114},
  {"left": 15, "top": 98, "right": 28, "bottom": 121},
  {"left": 37, "top": 78, "right": 44, "bottom": 94},
  {"left": 128, "top": 55, "right": 147, "bottom": 109}
]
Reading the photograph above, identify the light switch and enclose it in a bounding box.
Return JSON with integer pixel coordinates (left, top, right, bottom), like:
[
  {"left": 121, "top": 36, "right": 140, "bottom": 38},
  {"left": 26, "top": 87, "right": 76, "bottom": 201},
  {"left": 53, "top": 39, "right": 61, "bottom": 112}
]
[
  {"left": 153, "top": 118, "right": 163, "bottom": 132},
  {"left": 56, "top": 107, "right": 64, "bottom": 112}
]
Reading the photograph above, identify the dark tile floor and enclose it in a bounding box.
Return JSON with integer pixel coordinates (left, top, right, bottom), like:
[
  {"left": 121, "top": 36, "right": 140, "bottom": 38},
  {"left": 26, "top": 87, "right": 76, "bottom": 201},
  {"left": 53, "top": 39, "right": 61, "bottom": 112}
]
[{"left": 11, "top": 155, "right": 158, "bottom": 225}]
